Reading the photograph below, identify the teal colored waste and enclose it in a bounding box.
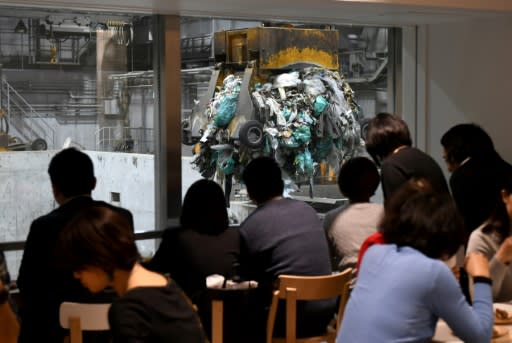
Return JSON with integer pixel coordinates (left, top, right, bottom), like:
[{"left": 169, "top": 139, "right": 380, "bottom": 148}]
[
  {"left": 214, "top": 94, "right": 239, "bottom": 128},
  {"left": 293, "top": 125, "right": 311, "bottom": 145},
  {"left": 283, "top": 107, "right": 292, "bottom": 121},
  {"left": 294, "top": 149, "right": 314, "bottom": 175},
  {"left": 314, "top": 137, "right": 333, "bottom": 160},
  {"left": 313, "top": 95, "right": 328, "bottom": 116},
  {"left": 219, "top": 156, "right": 235, "bottom": 175}
]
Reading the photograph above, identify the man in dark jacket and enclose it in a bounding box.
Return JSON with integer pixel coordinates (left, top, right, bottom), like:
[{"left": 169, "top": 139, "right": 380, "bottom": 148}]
[
  {"left": 441, "top": 123, "right": 512, "bottom": 238},
  {"left": 17, "top": 148, "right": 133, "bottom": 343},
  {"left": 239, "top": 157, "right": 334, "bottom": 340},
  {"left": 365, "top": 112, "right": 449, "bottom": 200}
]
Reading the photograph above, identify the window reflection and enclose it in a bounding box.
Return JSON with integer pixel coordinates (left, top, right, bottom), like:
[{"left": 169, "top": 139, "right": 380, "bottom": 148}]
[{"left": 0, "top": 10, "right": 156, "bottom": 279}]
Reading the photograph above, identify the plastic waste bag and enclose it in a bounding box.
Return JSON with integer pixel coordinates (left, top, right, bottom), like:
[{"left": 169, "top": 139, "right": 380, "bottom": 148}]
[
  {"left": 303, "top": 78, "right": 326, "bottom": 98},
  {"left": 273, "top": 71, "right": 301, "bottom": 88},
  {"left": 313, "top": 137, "right": 334, "bottom": 161},
  {"left": 313, "top": 95, "right": 328, "bottom": 116},
  {"left": 294, "top": 148, "right": 314, "bottom": 176},
  {"left": 292, "top": 125, "right": 311, "bottom": 145},
  {"left": 214, "top": 94, "right": 238, "bottom": 128}
]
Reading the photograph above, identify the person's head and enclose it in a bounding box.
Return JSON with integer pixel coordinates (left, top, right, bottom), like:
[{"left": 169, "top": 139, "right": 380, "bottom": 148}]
[
  {"left": 337, "top": 157, "right": 380, "bottom": 203},
  {"left": 483, "top": 172, "right": 512, "bottom": 243},
  {"left": 58, "top": 206, "right": 139, "bottom": 293},
  {"left": 440, "top": 123, "right": 495, "bottom": 172},
  {"left": 380, "top": 182, "right": 464, "bottom": 260},
  {"left": 48, "top": 148, "right": 96, "bottom": 202},
  {"left": 242, "top": 156, "right": 284, "bottom": 205},
  {"left": 383, "top": 178, "right": 432, "bottom": 215},
  {"left": 181, "top": 179, "right": 229, "bottom": 235},
  {"left": 365, "top": 112, "right": 412, "bottom": 164}
]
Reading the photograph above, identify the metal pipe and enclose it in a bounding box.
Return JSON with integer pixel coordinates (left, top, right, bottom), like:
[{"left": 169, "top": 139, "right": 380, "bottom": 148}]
[
  {"left": 68, "top": 91, "right": 110, "bottom": 100},
  {"left": 127, "top": 85, "right": 153, "bottom": 89},
  {"left": 31, "top": 104, "right": 101, "bottom": 107},
  {"left": 33, "top": 61, "right": 81, "bottom": 65},
  {"left": 181, "top": 66, "right": 214, "bottom": 73},
  {"left": 109, "top": 70, "right": 154, "bottom": 79}
]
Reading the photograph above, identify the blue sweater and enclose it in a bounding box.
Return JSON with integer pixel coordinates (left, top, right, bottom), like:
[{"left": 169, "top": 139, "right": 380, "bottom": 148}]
[{"left": 338, "top": 245, "right": 493, "bottom": 343}]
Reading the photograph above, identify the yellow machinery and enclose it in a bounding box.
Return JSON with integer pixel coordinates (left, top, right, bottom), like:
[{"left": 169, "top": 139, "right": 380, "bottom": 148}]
[
  {"left": 0, "top": 108, "right": 47, "bottom": 151},
  {"left": 214, "top": 26, "right": 339, "bottom": 71},
  {"left": 183, "top": 26, "right": 340, "bottom": 146}
]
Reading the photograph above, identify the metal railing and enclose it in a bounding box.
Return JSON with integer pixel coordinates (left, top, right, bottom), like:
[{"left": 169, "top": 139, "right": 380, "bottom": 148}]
[
  {"left": 96, "top": 126, "right": 154, "bottom": 154},
  {"left": 0, "top": 77, "right": 55, "bottom": 148},
  {"left": 0, "top": 229, "right": 166, "bottom": 252}
]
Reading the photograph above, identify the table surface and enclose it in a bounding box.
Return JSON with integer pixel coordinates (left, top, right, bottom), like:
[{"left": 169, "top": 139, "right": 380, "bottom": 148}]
[{"left": 432, "top": 303, "right": 512, "bottom": 343}]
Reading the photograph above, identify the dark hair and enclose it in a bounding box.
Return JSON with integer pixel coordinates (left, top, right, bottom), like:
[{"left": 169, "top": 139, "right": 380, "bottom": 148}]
[
  {"left": 180, "top": 179, "right": 229, "bottom": 235},
  {"left": 338, "top": 157, "right": 380, "bottom": 202},
  {"left": 440, "top": 123, "right": 495, "bottom": 165},
  {"left": 380, "top": 185, "right": 464, "bottom": 259},
  {"left": 58, "top": 206, "right": 139, "bottom": 274},
  {"left": 482, "top": 172, "right": 512, "bottom": 243},
  {"left": 48, "top": 148, "right": 95, "bottom": 197},
  {"left": 365, "top": 112, "right": 412, "bottom": 163},
  {"left": 383, "top": 178, "right": 432, "bottom": 214},
  {"left": 242, "top": 156, "right": 284, "bottom": 204}
]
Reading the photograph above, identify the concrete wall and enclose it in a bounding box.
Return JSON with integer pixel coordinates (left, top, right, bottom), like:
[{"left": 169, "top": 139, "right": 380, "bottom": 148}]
[
  {"left": 0, "top": 150, "right": 155, "bottom": 279},
  {"left": 421, "top": 17, "right": 512, "bottom": 172},
  {"left": 2, "top": 152, "right": 225, "bottom": 280},
  {"left": 88, "top": 151, "right": 155, "bottom": 232}
]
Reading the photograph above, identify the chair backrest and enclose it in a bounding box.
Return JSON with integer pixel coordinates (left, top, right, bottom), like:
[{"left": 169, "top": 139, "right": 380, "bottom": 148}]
[
  {"left": 266, "top": 268, "right": 353, "bottom": 343},
  {"left": 59, "top": 302, "right": 111, "bottom": 343}
]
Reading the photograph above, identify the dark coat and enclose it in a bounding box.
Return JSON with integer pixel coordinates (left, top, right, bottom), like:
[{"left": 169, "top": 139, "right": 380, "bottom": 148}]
[
  {"left": 450, "top": 155, "right": 512, "bottom": 236},
  {"left": 17, "top": 196, "right": 133, "bottom": 343}
]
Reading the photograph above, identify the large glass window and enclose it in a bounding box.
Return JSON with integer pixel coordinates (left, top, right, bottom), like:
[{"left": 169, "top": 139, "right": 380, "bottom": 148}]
[
  {"left": 0, "top": 12, "right": 397, "bottom": 280},
  {"left": 0, "top": 9, "right": 157, "bottom": 279}
]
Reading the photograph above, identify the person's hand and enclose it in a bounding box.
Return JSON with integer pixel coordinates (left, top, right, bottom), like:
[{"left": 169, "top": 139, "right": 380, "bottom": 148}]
[
  {"left": 495, "top": 237, "right": 512, "bottom": 266},
  {"left": 465, "top": 252, "right": 490, "bottom": 278},
  {"left": 451, "top": 265, "right": 460, "bottom": 281}
]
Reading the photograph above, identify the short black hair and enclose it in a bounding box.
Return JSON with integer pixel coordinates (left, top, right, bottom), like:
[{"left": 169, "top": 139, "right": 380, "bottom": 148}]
[
  {"left": 48, "top": 148, "right": 95, "bottom": 197},
  {"left": 365, "top": 112, "right": 412, "bottom": 163},
  {"left": 181, "top": 179, "right": 229, "bottom": 235},
  {"left": 380, "top": 188, "right": 464, "bottom": 259},
  {"left": 337, "top": 157, "right": 380, "bottom": 202},
  {"left": 242, "top": 156, "right": 284, "bottom": 204},
  {"left": 440, "top": 123, "right": 495, "bottom": 165},
  {"left": 57, "top": 206, "right": 139, "bottom": 274}
]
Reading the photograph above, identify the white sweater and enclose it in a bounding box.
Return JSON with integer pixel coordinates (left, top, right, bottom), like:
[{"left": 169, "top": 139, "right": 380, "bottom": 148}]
[{"left": 467, "top": 223, "right": 512, "bottom": 302}]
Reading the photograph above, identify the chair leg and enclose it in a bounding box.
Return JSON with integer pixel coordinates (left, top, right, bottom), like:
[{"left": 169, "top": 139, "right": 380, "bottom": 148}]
[
  {"left": 212, "top": 300, "right": 223, "bottom": 343},
  {"left": 69, "top": 317, "right": 82, "bottom": 343}
]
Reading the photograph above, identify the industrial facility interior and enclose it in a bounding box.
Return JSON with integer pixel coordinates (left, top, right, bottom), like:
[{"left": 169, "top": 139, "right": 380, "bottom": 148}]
[
  {"left": 0, "top": 12, "right": 389, "bottom": 154},
  {"left": 0, "top": 8, "right": 392, "bottom": 278}
]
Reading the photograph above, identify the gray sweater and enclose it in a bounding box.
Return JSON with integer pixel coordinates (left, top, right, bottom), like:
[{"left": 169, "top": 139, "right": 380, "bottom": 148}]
[
  {"left": 326, "top": 203, "right": 383, "bottom": 272},
  {"left": 467, "top": 223, "right": 512, "bottom": 302}
]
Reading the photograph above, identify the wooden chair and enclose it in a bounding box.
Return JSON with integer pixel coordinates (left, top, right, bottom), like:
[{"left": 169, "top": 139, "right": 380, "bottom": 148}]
[
  {"left": 59, "top": 302, "right": 111, "bottom": 343},
  {"left": 266, "top": 268, "right": 353, "bottom": 343},
  {"left": 208, "top": 287, "right": 261, "bottom": 343}
]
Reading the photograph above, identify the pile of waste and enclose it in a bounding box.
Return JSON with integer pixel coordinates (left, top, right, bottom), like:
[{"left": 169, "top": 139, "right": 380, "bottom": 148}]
[{"left": 192, "top": 67, "right": 364, "bottom": 188}]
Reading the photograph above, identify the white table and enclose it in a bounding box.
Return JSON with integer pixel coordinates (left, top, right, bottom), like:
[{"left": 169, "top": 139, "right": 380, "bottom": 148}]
[{"left": 432, "top": 303, "right": 512, "bottom": 343}]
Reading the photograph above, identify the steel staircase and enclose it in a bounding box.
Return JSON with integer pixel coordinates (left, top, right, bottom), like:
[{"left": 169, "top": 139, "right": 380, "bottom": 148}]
[{"left": 0, "top": 77, "right": 55, "bottom": 149}]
